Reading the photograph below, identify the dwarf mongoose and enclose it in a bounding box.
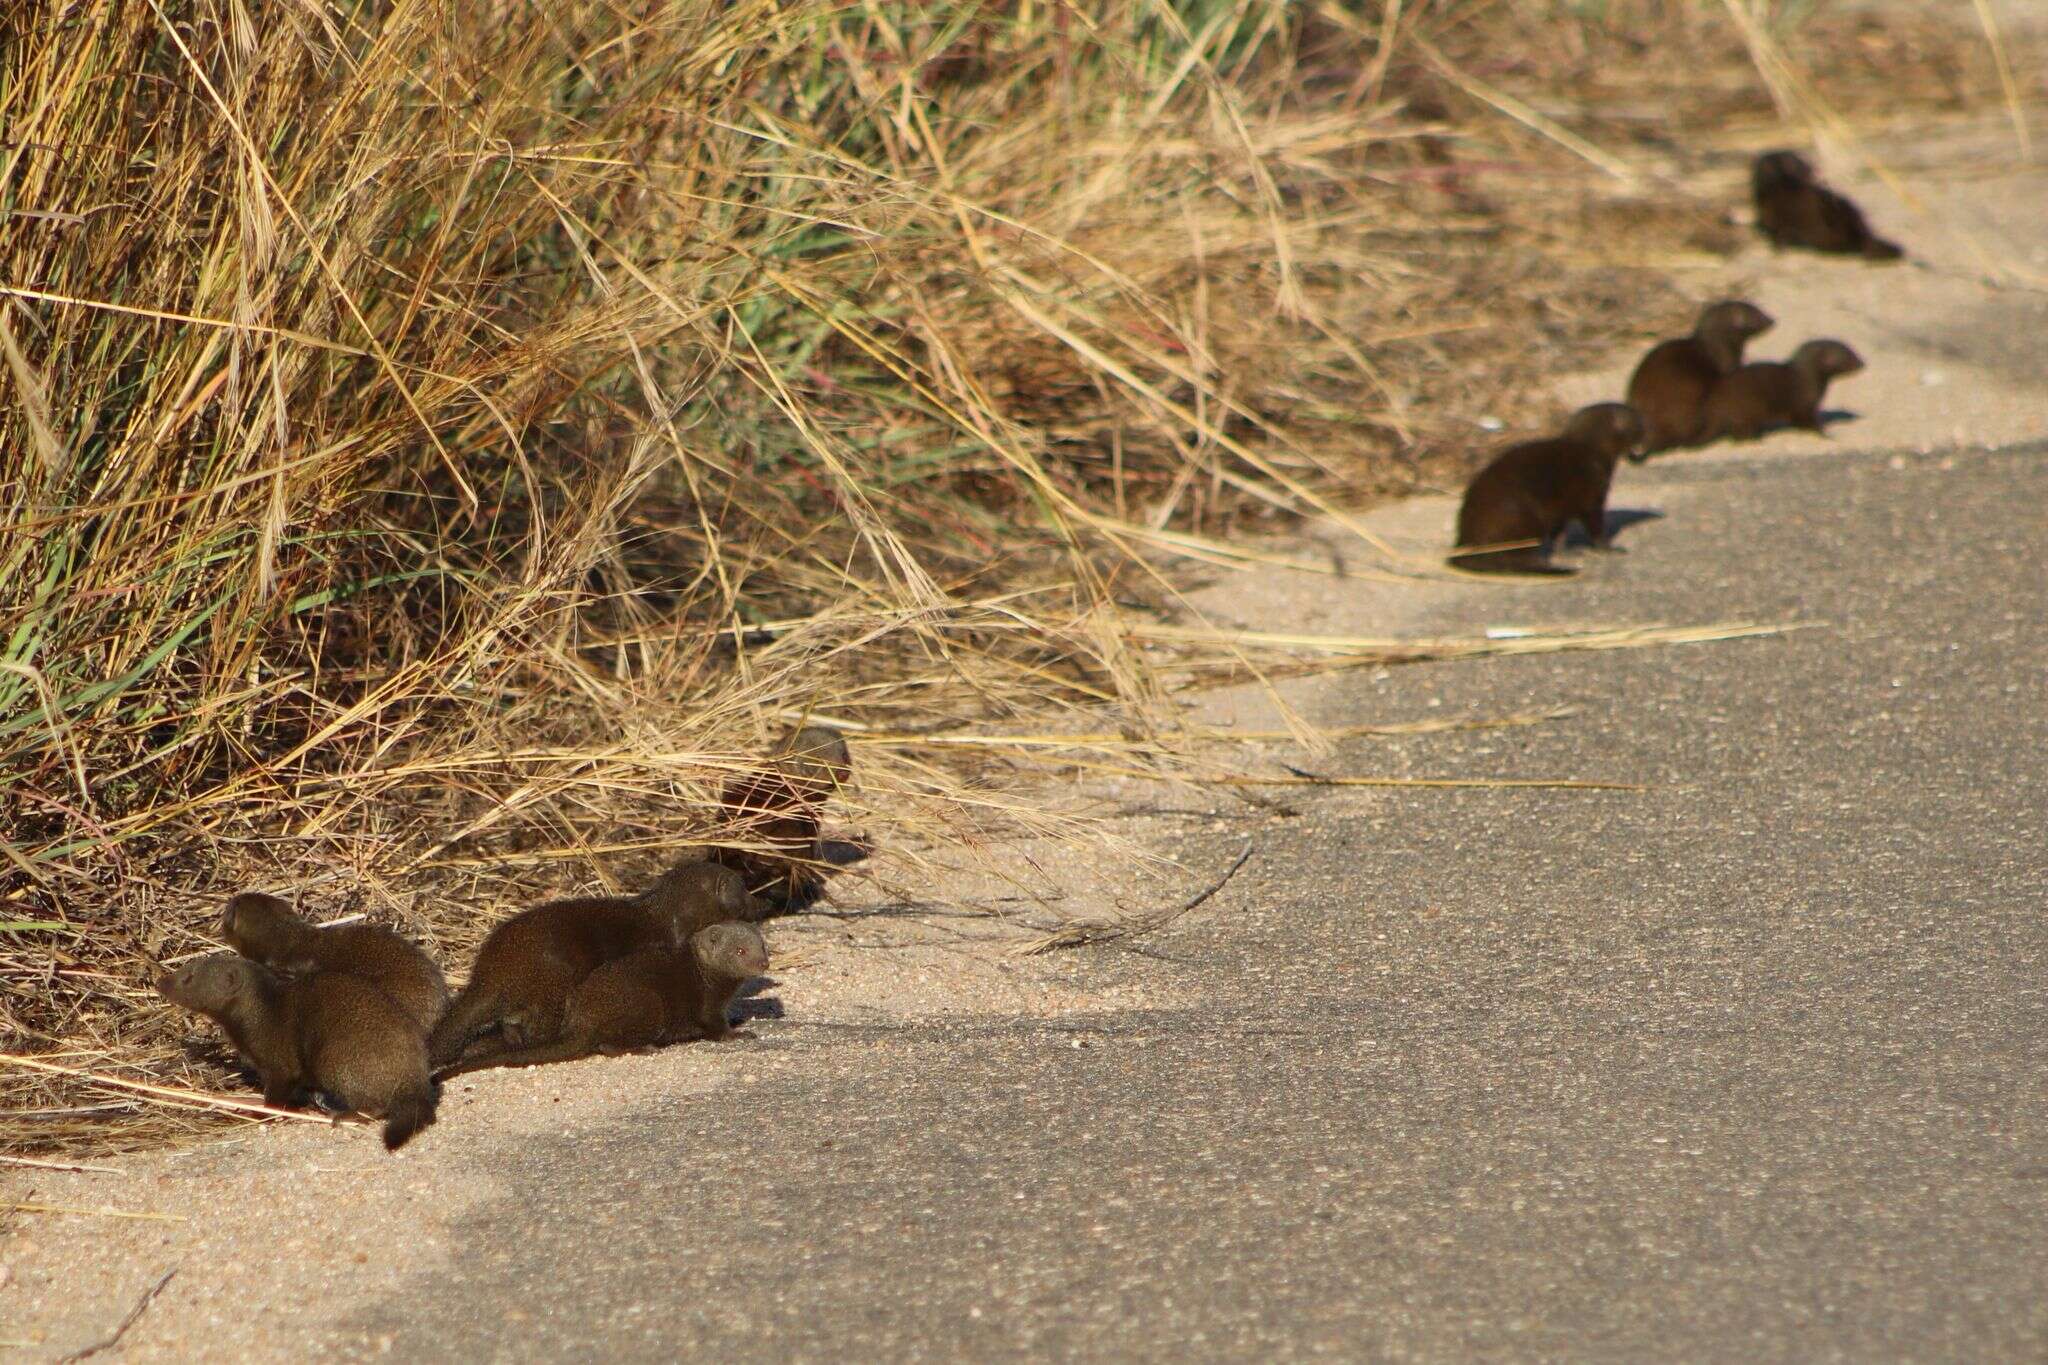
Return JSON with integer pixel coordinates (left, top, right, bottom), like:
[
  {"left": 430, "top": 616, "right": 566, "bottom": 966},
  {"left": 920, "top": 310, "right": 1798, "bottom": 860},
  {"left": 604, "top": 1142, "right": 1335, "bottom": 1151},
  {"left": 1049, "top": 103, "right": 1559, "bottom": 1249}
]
[
  {"left": 426, "top": 894, "right": 671, "bottom": 1069},
  {"left": 1752, "top": 151, "right": 1903, "bottom": 260},
  {"left": 223, "top": 892, "right": 448, "bottom": 1033},
  {"left": 708, "top": 724, "right": 852, "bottom": 912},
  {"left": 438, "top": 923, "right": 770, "bottom": 1078},
  {"left": 158, "top": 952, "right": 436, "bottom": 1150},
  {"left": 1451, "top": 402, "right": 1647, "bottom": 576},
  {"left": 1626, "top": 300, "right": 1774, "bottom": 453},
  {"left": 1699, "top": 339, "right": 1865, "bottom": 442},
  {"left": 425, "top": 862, "right": 759, "bottom": 1069},
  {"left": 638, "top": 860, "right": 769, "bottom": 937}
]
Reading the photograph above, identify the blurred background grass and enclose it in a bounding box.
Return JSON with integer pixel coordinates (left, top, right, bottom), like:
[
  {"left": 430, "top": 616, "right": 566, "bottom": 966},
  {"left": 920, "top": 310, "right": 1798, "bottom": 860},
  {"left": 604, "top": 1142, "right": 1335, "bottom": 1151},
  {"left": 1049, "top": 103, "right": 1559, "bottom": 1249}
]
[{"left": 0, "top": 0, "right": 2032, "bottom": 1148}]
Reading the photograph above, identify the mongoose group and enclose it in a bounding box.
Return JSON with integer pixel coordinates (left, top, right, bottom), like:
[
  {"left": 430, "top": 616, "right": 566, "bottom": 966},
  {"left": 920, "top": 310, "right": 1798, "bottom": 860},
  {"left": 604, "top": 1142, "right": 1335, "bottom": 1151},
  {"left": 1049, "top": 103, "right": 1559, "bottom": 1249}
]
[
  {"left": 156, "top": 151, "right": 1899, "bottom": 1146},
  {"left": 159, "top": 726, "right": 851, "bottom": 1150},
  {"left": 1452, "top": 150, "right": 1887, "bottom": 575}
]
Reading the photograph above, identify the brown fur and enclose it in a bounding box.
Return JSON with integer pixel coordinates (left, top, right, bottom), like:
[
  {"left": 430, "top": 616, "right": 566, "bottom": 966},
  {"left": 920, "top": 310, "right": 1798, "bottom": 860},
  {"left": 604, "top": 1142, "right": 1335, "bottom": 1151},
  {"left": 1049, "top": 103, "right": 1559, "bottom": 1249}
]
[
  {"left": 1753, "top": 151, "right": 1903, "bottom": 261},
  {"left": 1451, "top": 403, "right": 1646, "bottom": 576},
  {"left": 1626, "top": 301, "right": 1774, "bottom": 453},
  {"left": 158, "top": 952, "right": 436, "bottom": 1150},
  {"left": 222, "top": 892, "right": 448, "bottom": 1034},
  {"left": 638, "top": 860, "right": 768, "bottom": 937},
  {"left": 427, "top": 864, "right": 761, "bottom": 1070},
  {"left": 706, "top": 725, "right": 852, "bottom": 912},
  {"left": 438, "top": 923, "right": 770, "bottom": 1078},
  {"left": 1699, "top": 339, "right": 1865, "bottom": 442},
  {"left": 426, "top": 895, "right": 671, "bottom": 1069}
]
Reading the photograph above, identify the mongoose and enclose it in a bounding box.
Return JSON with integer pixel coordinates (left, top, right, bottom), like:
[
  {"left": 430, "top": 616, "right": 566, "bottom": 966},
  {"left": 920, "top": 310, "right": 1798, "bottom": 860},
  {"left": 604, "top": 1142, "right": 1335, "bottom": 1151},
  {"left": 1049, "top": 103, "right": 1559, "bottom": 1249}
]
[
  {"left": 1698, "top": 339, "right": 1865, "bottom": 442},
  {"left": 426, "top": 865, "right": 758, "bottom": 1069},
  {"left": 707, "top": 724, "right": 852, "bottom": 912},
  {"left": 639, "top": 860, "right": 769, "bottom": 937},
  {"left": 157, "top": 952, "right": 436, "bottom": 1150},
  {"left": 438, "top": 923, "right": 770, "bottom": 1078},
  {"left": 222, "top": 892, "right": 449, "bottom": 1034},
  {"left": 1451, "top": 402, "right": 1647, "bottom": 576},
  {"left": 1752, "top": 150, "right": 1903, "bottom": 261},
  {"left": 1626, "top": 300, "right": 1775, "bottom": 453}
]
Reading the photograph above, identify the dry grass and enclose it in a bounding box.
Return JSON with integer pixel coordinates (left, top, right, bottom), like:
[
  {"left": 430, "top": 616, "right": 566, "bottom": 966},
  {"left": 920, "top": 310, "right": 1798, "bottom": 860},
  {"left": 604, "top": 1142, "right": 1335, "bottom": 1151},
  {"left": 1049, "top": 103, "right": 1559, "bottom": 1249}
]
[{"left": 0, "top": 0, "right": 2030, "bottom": 1153}]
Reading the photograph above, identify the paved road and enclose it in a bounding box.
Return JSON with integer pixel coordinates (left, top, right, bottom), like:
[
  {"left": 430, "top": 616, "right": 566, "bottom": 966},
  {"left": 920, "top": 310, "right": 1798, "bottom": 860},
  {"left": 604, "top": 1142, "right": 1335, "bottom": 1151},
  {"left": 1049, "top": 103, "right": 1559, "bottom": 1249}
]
[{"left": 342, "top": 441, "right": 2048, "bottom": 1360}]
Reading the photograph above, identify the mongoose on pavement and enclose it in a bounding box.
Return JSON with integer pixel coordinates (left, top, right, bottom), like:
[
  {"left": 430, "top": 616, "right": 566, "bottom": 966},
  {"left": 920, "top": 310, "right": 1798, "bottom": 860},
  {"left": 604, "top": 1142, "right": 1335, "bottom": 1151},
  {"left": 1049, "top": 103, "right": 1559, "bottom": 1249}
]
[
  {"left": 438, "top": 923, "right": 770, "bottom": 1078},
  {"left": 1626, "top": 300, "right": 1775, "bottom": 453},
  {"left": 707, "top": 724, "right": 852, "bottom": 912},
  {"left": 1451, "top": 402, "right": 1647, "bottom": 576},
  {"left": 426, "top": 864, "right": 760, "bottom": 1069},
  {"left": 158, "top": 952, "right": 437, "bottom": 1150},
  {"left": 222, "top": 892, "right": 449, "bottom": 1034},
  {"left": 1752, "top": 150, "right": 1903, "bottom": 260},
  {"left": 1698, "top": 339, "right": 1865, "bottom": 442}
]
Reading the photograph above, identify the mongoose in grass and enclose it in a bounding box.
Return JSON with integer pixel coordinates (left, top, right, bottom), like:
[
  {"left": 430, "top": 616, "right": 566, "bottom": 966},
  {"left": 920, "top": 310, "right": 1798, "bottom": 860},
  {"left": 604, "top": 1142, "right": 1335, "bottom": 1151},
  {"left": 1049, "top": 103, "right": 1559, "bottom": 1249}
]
[
  {"left": 1626, "top": 300, "right": 1775, "bottom": 453},
  {"left": 1451, "top": 403, "right": 1646, "bottom": 576},
  {"left": 1698, "top": 339, "right": 1865, "bottom": 442},
  {"left": 157, "top": 952, "right": 436, "bottom": 1150},
  {"left": 1752, "top": 151, "right": 1903, "bottom": 261},
  {"left": 426, "top": 864, "right": 759, "bottom": 1069},
  {"left": 438, "top": 923, "right": 770, "bottom": 1078},
  {"left": 222, "top": 892, "right": 449, "bottom": 1034},
  {"left": 707, "top": 724, "right": 852, "bottom": 913}
]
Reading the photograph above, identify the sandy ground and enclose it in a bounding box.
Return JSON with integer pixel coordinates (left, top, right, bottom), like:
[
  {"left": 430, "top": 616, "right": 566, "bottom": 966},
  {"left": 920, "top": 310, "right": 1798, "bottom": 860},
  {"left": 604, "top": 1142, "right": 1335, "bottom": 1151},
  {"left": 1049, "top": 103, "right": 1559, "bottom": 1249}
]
[{"left": 4, "top": 111, "right": 2045, "bottom": 1360}]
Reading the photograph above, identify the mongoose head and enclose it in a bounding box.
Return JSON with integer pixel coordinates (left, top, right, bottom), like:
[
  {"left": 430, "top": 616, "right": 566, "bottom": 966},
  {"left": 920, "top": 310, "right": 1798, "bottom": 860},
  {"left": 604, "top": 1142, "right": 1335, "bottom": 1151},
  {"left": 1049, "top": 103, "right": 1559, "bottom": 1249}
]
[
  {"left": 158, "top": 951, "right": 269, "bottom": 1017},
  {"left": 1697, "top": 300, "right": 1774, "bottom": 345},
  {"left": 778, "top": 724, "right": 851, "bottom": 801},
  {"left": 1793, "top": 339, "right": 1864, "bottom": 382},
  {"left": 1566, "top": 401, "right": 1649, "bottom": 465},
  {"left": 220, "top": 892, "right": 309, "bottom": 961},
  {"left": 691, "top": 922, "right": 771, "bottom": 983},
  {"left": 648, "top": 861, "right": 768, "bottom": 931},
  {"left": 1753, "top": 150, "right": 1814, "bottom": 193}
]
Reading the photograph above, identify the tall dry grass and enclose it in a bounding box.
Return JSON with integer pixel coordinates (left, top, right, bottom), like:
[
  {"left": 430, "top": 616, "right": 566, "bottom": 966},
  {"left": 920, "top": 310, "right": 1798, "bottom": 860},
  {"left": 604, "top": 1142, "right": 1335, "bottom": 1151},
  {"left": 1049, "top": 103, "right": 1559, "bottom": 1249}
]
[{"left": 0, "top": 0, "right": 2027, "bottom": 1148}]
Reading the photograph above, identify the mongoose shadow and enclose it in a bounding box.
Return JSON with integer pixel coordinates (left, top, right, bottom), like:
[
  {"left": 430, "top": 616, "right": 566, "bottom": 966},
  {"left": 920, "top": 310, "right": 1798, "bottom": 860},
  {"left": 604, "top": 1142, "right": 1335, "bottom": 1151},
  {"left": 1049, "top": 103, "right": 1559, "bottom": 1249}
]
[
  {"left": 730, "top": 976, "right": 785, "bottom": 1024},
  {"left": 1558, "top": 507, "right": 1665, "bottom": 550},
  {"left": 175, "top": 1033, "right": 263, "bottom": 1090},
  {"left": 177, "top": 1035, "right": 369, "bottom": 1118},
  {"left": 820, "top": 838, "right": 871, "bottom": 869}
]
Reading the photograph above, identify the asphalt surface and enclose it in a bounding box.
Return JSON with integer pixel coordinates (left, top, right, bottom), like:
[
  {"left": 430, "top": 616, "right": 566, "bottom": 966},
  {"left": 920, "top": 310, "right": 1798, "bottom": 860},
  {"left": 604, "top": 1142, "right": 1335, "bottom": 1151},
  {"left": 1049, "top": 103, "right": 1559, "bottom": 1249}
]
[{"left": 336, "top": 440, "right": 2048, "bottom": 1360}]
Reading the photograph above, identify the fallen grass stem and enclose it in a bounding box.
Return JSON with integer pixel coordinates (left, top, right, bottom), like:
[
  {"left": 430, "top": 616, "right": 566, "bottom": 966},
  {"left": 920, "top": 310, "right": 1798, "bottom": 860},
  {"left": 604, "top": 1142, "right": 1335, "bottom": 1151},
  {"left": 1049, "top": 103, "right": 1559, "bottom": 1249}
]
[
  {"left": 7, "top": 1203, "right": 185, "bottom": 1223},
  {"left": 0, "top": 1154, "right": 127, "bottom": 1174},
  {"left": 57, "top": 1267, "right": 179, "bottom": 1364},
  {"left": 0, "top": 1055, "right": 330, "bottom": 1124},
  {"left": 1020, "top": 839, "right": 1253, "bottom": 955}
]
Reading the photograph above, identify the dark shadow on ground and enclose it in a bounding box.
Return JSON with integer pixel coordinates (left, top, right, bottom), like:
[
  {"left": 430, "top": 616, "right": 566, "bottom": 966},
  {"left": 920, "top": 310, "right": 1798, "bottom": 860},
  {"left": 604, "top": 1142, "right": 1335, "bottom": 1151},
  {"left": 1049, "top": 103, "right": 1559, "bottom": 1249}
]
[{"left": 1561, "top": 507, "right": 1664, "bottom": 549}]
